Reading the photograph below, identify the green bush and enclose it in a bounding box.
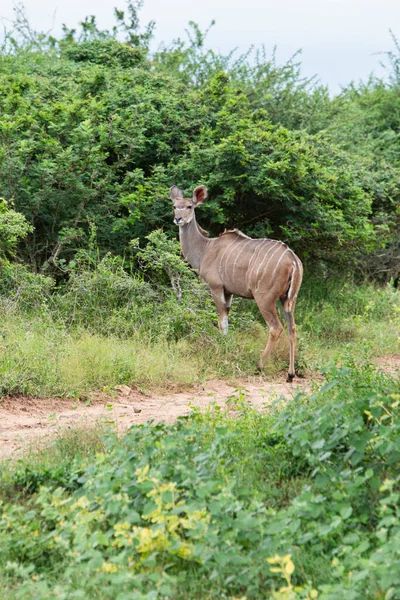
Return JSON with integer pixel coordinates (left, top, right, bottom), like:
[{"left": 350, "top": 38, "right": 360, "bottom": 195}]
[
  {"left": 55, "top": 254, "right": 159, "bottom": 336},
  {"left": 0, "top": 262, "right": 54, "bottom": 310},
  {"left": 0, "top": 5, "right": 391, "bottom": 275},
  {"left": 1, "top": 363, "right": 399, "bottom": 598}
]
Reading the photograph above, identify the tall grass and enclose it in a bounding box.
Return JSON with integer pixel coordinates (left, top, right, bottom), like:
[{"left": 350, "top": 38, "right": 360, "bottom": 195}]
[
  {"left": 0, "top": 257, "right": 398, "bottom": 398},
  {"left": 0, "top": 308, "right": 270, "bottom": 396},
  {"left": 297, "top": 275, "right": 400, "bottom": 357}
]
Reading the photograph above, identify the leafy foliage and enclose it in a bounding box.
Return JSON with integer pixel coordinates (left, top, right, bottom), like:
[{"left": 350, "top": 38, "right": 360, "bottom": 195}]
[
  {"left": 0, "top": 198, "right": 32, "bottom": 259},
  {"left": 0, "top": 2, "right": 398, "bottom": 278},
  {"left": 1, "top": 364, "right": 400, "bottom": 598}
]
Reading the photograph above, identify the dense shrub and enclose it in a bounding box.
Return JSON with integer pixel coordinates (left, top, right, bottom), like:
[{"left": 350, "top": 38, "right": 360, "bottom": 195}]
[
  {"left": 1, "top": 3, "right": 398, "bottom": 277},
  {"left": 1, "top": 364, "right": 399, "bottom": 598}
]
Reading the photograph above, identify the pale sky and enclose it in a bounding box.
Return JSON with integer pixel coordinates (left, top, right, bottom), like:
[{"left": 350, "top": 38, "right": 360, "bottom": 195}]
[{"left": 1, "top": 0, "right": 399, "bottom": 93}]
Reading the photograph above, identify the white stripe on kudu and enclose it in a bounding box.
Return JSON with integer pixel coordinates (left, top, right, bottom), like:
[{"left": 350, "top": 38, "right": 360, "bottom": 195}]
[
  {"left": 246, "top": 240, "right": 271, "bottom": 288},
  {"left": 271, "top": 248, "right": 289, "bottom": 280},
  {"left": 287, "top": 260, "right": 297, "bottom": 300},
  {"left": 223, "top": 237, "right": 242, "bottom": 278},
  {"left": 255, "top": 243, "right": 284, "bottom": 292},
  {"left": 253, "top": 241, "right": 280, "bottom": 284},
  {"left": 218, "top": 238, "right": 237, "bottom": 276},
  {"left": 231, "top": 239, "right": 254, "bottom": 279}
]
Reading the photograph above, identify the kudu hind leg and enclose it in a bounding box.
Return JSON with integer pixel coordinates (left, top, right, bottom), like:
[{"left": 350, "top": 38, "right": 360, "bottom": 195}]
[
  {"left": 281, "top": 300, "right": 297, "bottom": 383},
  {"left": 256, "top": 298, "right": 284, "bottom": 370},
  {"left": 225, "top": 292, "right": 233, "bottom": 315}
]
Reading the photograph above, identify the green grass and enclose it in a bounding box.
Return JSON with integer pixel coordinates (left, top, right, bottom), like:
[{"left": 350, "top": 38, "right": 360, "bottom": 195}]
[
  {"left": 0, "top": 362, "right": 399, "bottom": 599},
  {"left": 0, "top": 275, "right": 398, "bottom": 398},
  {"left": 0, "top": 312, "right": 264, "bottom": 396},
  {"left": 0, "top": 423, "right": 109, "bottom": 502}
]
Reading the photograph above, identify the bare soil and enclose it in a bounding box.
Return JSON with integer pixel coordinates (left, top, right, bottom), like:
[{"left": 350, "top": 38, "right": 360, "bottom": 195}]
[
  {"left": 0, "top": 355, "right": 398, "bottom": 460},
  {"left": 373, "top": 353, "right": 400, "bottom": 376},
  {"left": 0, "top": 377, "right": 312, "bottom": 459}
]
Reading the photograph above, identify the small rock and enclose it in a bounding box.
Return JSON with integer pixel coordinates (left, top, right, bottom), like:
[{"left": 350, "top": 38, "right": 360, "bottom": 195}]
[{"left": 115, "top": 385, "right": 131, "bottom": 396}]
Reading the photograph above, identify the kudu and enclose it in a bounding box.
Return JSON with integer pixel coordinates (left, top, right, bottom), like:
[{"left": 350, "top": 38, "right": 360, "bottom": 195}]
[{"left": 170, "top": 185, "right": 303, "bottom": 382}]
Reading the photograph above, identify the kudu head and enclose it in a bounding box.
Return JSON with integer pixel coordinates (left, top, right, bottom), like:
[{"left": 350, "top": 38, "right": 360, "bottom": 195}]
[{"left": 170, "top": 185, "right": 208, "bottom": 227}]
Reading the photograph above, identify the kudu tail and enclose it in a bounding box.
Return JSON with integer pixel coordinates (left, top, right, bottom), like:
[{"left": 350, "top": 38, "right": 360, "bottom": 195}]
[{"left": 283, "top": 258, "right": 303, "bottom": 313}]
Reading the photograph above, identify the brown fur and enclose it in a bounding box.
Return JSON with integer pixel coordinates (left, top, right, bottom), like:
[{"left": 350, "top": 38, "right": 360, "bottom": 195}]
[
  {"left": 170, "top": 185, "right": 303, "bottom": 381},
  {"left": 219, "top": 229, "right": 251, "bottom": 239}
]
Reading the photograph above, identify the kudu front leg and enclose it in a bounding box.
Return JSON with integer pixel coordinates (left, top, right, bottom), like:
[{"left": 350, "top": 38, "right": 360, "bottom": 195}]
[{"left": 210, "top": 287, "right": 230, "bottom": 335}]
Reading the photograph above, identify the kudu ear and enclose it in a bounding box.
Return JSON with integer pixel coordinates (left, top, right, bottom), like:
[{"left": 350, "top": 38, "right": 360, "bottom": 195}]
[
  {"left": 192, "top": 185, "right": 208, "bottom": 207},
  {"left": 169, "top": 185, "right": 184, "bottom": 201}
]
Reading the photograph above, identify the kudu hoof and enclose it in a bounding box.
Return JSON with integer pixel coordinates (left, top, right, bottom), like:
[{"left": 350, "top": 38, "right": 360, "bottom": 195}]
[{"left": 286, "top": 373, "right": 295, "bottom": 384}]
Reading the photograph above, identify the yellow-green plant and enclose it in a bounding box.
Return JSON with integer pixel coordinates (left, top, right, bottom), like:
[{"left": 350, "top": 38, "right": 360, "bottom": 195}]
[{"left": 267, "top": 554, "right": 318, "bottom": 600}]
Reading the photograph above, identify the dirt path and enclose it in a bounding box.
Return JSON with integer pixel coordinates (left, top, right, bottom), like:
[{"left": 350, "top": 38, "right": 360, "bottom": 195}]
[
  {"left": 0, "top": 354, "right": 398, "bottom": 460},
  {"left": 0, "top": 377, "right": 312, "bottom": 459}
]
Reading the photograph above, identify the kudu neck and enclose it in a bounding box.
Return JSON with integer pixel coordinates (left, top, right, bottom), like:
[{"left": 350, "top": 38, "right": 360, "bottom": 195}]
[{"left": 179, "top": 213, "right": 210, "bottom": 271}]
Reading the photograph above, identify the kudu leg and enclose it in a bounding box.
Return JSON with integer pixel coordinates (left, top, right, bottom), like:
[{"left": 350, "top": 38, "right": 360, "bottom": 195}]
[
  {"left": 256, "top": 297, "right": 284, "bottom": 370},
  {"left": 210, "top": 287, "right": 230, "bottom": 335},
  {"left": 225, "top": 292, "right": 233, "bottom": 315},
  {"left": 281, "top": 301, "right": 297, "bottom": 383}
]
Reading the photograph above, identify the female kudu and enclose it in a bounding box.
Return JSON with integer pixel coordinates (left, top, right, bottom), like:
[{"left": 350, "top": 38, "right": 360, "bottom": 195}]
[{"left": 170, "top": 184, "right": 303, "bottom": 382}]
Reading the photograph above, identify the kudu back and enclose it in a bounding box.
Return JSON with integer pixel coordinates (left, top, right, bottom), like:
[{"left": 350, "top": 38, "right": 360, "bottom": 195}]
[{"left": 170, "top": 184, "right": 303, "bottom": 382}]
